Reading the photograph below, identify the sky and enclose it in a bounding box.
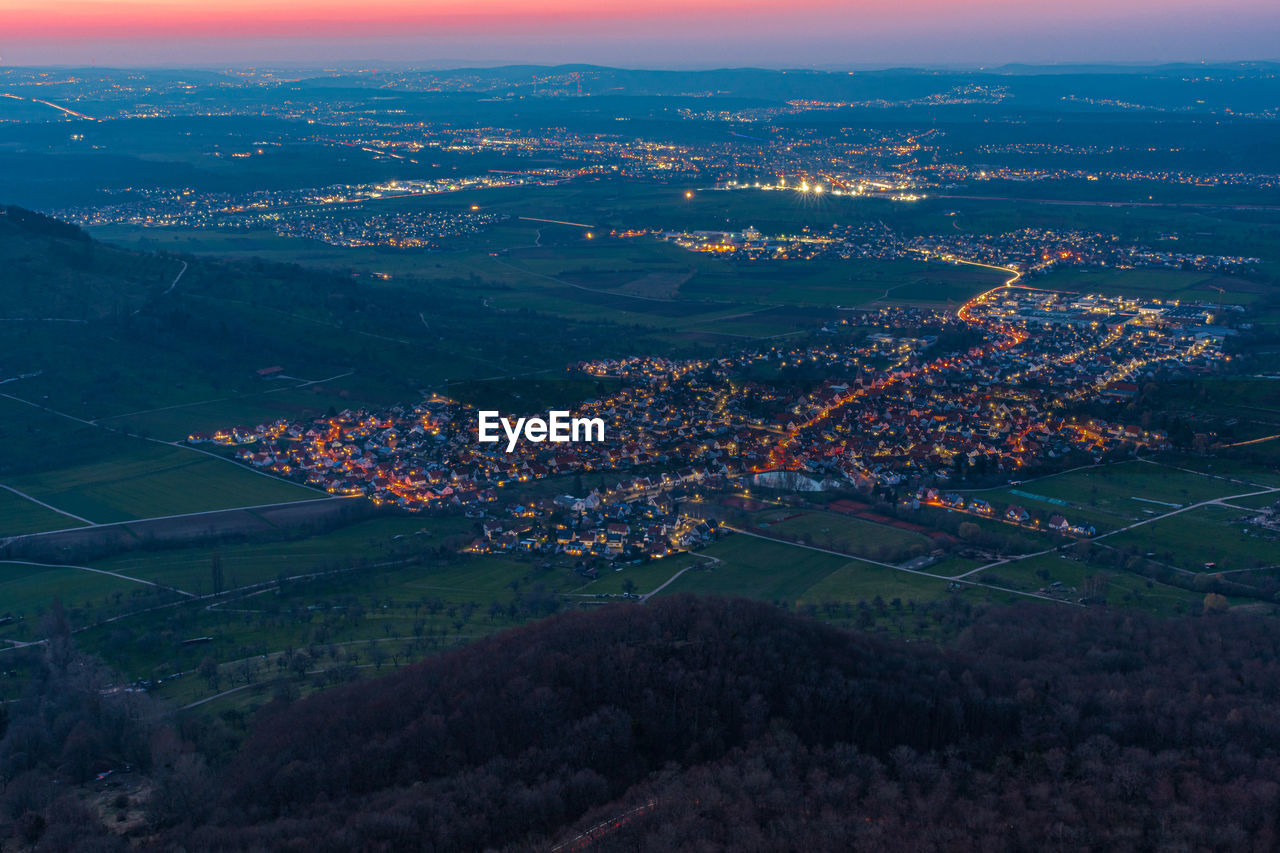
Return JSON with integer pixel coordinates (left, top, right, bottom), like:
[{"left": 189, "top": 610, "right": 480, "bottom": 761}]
[{"left": 2, "top": 0, "right": 1277, "bottom": 68}]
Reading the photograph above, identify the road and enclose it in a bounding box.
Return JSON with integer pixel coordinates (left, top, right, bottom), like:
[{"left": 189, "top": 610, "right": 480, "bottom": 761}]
[
  {"left": 953, "top": 480, "right": 1280, "bottom": 580},
  {"left": 640, "top": 554, "right": 719, "bottom": 601},
  {"left": 1092, "top": 485, "right": 1280, "bottom": 541},
  {"left": 0, "top": 389, "right": 333, "bottom": 516},
  {"left": 163, "top": 260, "right": 188, "bottom": 295},
  {"left": 0, "top": 483, "right": 94, "bottom": 526},
  {"left": 2, "top": 495, "right": 355, "bottom": 544},
  {"left": 132, "top": 260, "right": 188, "bottom": 315},
  {"left": 0, "top": 559, "right": 192, "bottom": 595}
]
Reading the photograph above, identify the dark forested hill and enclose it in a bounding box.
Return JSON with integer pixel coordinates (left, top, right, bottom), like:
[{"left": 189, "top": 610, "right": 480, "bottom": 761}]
[
  {"left": 120, "top": 596, "right": 1280, "bottom": 852},
  {"left": 0, "top": 205, "right": 179, "bottom": 320}
]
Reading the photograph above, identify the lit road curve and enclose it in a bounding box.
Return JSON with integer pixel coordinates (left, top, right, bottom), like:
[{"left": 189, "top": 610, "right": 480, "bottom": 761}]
[{"left": 761, "top": 278, "right": 1029, "bottom": 472}]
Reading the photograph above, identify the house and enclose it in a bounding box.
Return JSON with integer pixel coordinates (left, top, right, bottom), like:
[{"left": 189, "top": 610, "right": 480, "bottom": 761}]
[{"left": 1005, "top": 505, "right": 1030, "bottom": 523}]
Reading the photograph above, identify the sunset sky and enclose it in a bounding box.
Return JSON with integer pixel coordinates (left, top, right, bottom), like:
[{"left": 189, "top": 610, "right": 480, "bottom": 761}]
[{"left": 3, "top": 0, "right": 1277, "bottom": 67}]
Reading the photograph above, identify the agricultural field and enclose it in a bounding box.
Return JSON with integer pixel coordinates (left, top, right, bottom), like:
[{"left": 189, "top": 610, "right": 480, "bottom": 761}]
[
  {"left": 573, "top": 553, "right": 701, "bottom": 596},
  {"left": 4, "top": 443, "right": 318, "bottom": 524},
  {"left": 969, "top": 552, "right": 1207, "bottom": 617},
  {"left": 798, "top": 560, "right": 976, "bottom": 608},
  {"left": 0, "top": 488, "right": 86, "bottom": 536},
  {"left": 0, "top": 560, "right": 167, "bottom": 627},
  {"left": 968, "top": 460, "right": 1250, "bottom": 532},
  {"left": 1105, "top": 504, "right": 1280, "bottom": 572},
  {"left": 1033, "top": 267, "right": 1263, "bottom": 305},
  {"left": 658, "top": 534, "right": 952, "bottom": 605},
  {"left": 85, "top": 514, "right": 474, "bottom": 594},
  {"left": 94, "top": 381, "right": 402, "bottom": 444},
  {"left": 749, "top": 507, "right": 936, "bottom": 563}
]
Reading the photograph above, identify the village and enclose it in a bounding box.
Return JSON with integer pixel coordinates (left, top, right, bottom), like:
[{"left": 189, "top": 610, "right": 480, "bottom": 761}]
[
  {"left": 192, "top": 287, "right": 1227, "bottom": 562},
  {"left": 642, "top": 221, "right": 1260, "bottom": 274}
]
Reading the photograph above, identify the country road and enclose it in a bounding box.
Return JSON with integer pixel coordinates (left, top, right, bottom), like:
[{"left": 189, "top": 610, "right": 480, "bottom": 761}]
[{"left": 954, "top": 481, "right": 1280, "bottom": 580}]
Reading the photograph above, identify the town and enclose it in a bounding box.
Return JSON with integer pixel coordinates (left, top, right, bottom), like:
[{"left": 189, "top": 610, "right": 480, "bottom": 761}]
[{"left": 194, "top": 286, "right": 1227, "bottom": 563}]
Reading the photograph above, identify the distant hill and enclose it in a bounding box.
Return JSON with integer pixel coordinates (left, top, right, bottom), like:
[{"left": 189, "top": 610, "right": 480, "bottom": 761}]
[
  {"left": 139, "top": 596, "right": 1280, "bottom": 852},
  {"left": 0, "top": 205, "right": 179, "bottom": 320}
]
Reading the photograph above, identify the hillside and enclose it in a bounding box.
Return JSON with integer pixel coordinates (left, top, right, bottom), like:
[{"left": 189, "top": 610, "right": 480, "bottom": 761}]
[
  {"left": 0, "top": 205, "right": 662, "bottom": 433},
  {"left": 106, "top": 596, "right": 1280, "bottom": 852},
  {"left": 0, "top": 205, "right": 179, "bottom": 320}
]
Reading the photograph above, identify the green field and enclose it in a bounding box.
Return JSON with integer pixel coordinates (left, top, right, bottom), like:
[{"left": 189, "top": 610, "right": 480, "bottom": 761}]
[
  {"left": 1154, "top": 453, "right": 1280, "bottom": 489},
  {"left": 95, "top": 382, "right": 402, "bottom": 444},
  {"left": 969, "top": 552, "right": 1204, "bottom": 616},
  {"left": 751, "top": 508, "right": 935, "bottom": 562},
  {"left": 575, "top": 553, "right": 701, "bottom": 596},
  {"left": 657, "top": 534, "right": 957, "bottom": 605},
  {"left": 799, "top": 561, "right": 972, "bottom": 607},
  {"left": 5, "top": 443, "right": 318, "bottom": 524},
  {"left": 91, "top": 515, "right": 477, "bottom": 594},
  {"left": 0, "top": 560, "right": 176, "bottom": 634},
  {"left": 659, "top": 535, "right": 856, "bottom": 602},
  {"left": 1106, "top": 505, "right": 1280, "bottom": 572},
  {"left": 72, "top": 544, "right": 571, "bottom": 701},
  {"left": 0, "top": 488, "right": 86, "bottom": 536},
  {"left": 969, "top": 460, "right": 1248, "bottom": 532}
]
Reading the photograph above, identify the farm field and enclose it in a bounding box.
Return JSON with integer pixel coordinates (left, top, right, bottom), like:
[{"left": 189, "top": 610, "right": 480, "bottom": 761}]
[
  {"left": 968, "top": 460, "right": 1249, "bottom": 532},
  {"left": 575, "top": 553, "right": 701, "bottom": 596},
  {"left": 798, "top": 560, "right": 973, "bottom": 607},
  {"left": 0, "top": 561, "right": 156, "bottom": 623},
  {"left": 656, "top": 533, "right": 961, "bottom": 605},
  {"left": 658, "top": 534, "right": 856, "bottom": 602},
  {"left": 90, "top": 514, "right": 478, "bottom": 594},
  {"left": 1153, "top": 453, "right": 1280, "bottom": 488},
  {"left": 1105, "top": 504, "right": 1280, "bottom": 572},
  {"left": 75, "top": 548, "right": 568, "bottom": 698},
  {"left": 94, "top": 381, "right": 402, "bottom": 444},
  {"left": 750, "top": 507, "right": 936, "bottom": 563},
  {"left": 0, "top": 559, "right": 182, "bottom": 656},
  {"left": 0, "top": 488, "right": 86, "bottom": 536},
  {"left": 971, "top": 552, "right": 1206, "bottom": 617},
  {"left": 4, "top": 443, "right": 318, "bottom": 524}
]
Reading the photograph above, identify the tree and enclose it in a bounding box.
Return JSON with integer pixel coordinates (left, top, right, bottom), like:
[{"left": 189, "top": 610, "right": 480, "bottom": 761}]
[
  {"left": 1203, "top": 592, "right": 1229, "bottom": 614},
  {"left": 199, "top": 656, "right": 220, "bottom": 691}
]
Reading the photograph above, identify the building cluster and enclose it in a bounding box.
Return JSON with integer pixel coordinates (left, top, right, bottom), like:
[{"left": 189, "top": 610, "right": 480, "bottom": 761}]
[
  {"left": 53, "top": 173, "right": 557, "bottom": 236},
  {"left": 641, "top": 221, "right": 1260, "bottom": 274},
  {"left": 256, "top": 209, "right": 507, "bottom": 248},
  {"left": 913, "top": 487, "right": 1098, "bottom": 539},
  {"left": 199, "top": 290, "right": 1225, "bottom": 556}
]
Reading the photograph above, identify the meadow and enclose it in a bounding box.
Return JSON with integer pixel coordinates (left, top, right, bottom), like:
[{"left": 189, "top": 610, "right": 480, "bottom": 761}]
[
  {"left": 1105, "top": 505, "right": 1280, "bottom": 572},
  {"left": 967, "top": 460, "right": 1248, "bottom": 532},
  {"left": 5, "top": 443, "right": 318, "bottom": 524},
  {"left": 750, "top": 507, "right": 935, "bottom": 562},
  {"left": 969, "top": 552, "right": 1204, "bottom": 617},
  {"left": 0, "top": 488, "right": 86, "bottom": 536}
]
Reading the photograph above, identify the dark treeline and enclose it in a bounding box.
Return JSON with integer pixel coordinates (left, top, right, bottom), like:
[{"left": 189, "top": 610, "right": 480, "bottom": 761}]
[
  {"left": 159, "top": 598, "right": 1280, "bottom": 851},
  {"left": 7, "top": 597, "right": 1280, "bottom": 850},
  {"left": 0, "top": 206, "right": 89, "bottom": 242}
]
